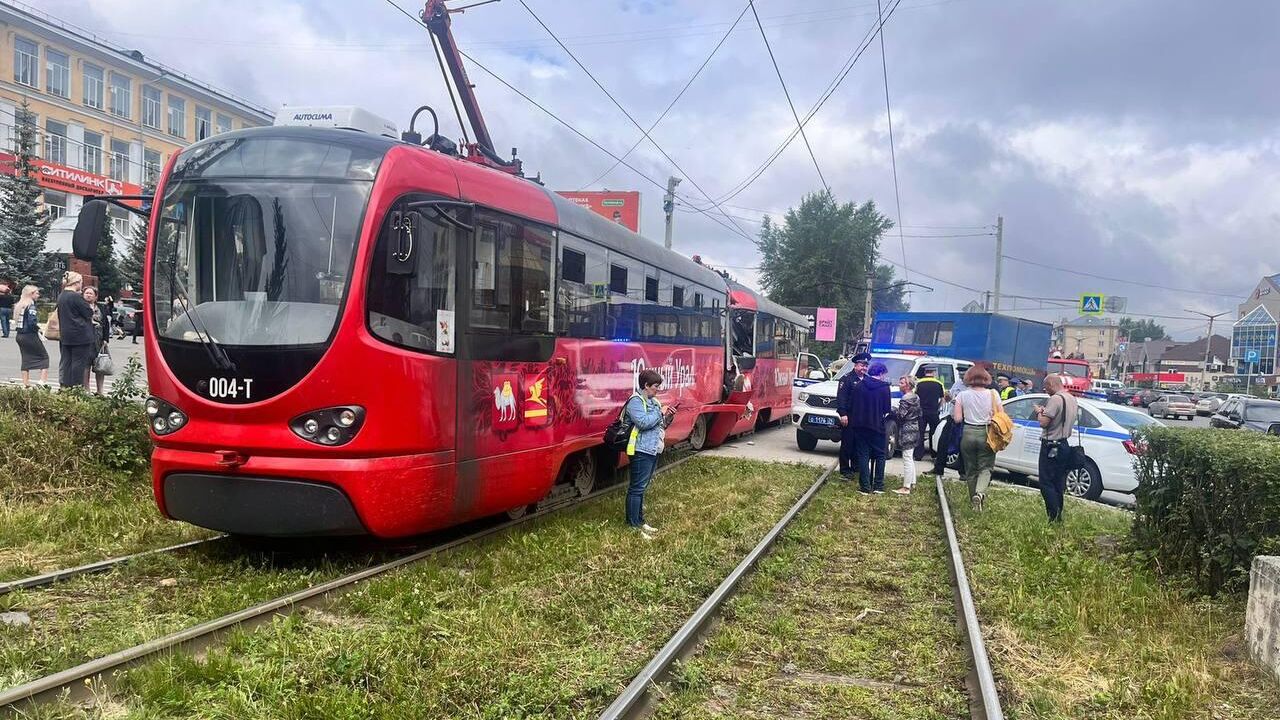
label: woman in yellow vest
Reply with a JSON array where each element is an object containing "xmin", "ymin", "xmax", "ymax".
[{"xmin": 625, "ymin": 369, "xmax": 676, "ymax": 539}]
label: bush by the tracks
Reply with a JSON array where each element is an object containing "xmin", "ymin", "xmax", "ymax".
[
  {"xmin": 0, "ymin": 356, "xmax": 149, "ymax": 494},
  {"xmin": 1131, "ymin": 426, "xmax": 1280, "ymax": 595}
]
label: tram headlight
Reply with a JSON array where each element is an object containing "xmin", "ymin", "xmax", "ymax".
[
  {"xmin": 290, "ymin": 406, "xmax": 365, "ymax": 447},
  {"xmin": 146, "ymin": 397, "xmax": 187, "ymax": 436}
]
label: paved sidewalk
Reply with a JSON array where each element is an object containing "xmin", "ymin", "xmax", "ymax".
[{"xmin": 0, "ymin": 332, "xmax": 147, "ymax": 393}]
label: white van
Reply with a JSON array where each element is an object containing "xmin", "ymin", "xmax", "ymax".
[
  {"xmin": 791, "ymin": 353, "xmax": 973, "ymax": 455},
  {"xmin": 1087, "ymin": 378, "xmax": 1123, "ymax": 400}
]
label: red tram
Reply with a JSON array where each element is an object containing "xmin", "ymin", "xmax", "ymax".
[{"xmin": 66, "ymin": 3, "xmax": 812, "ymax": 538}]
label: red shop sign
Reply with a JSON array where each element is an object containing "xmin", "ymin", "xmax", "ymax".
[{"xmin": 0, "ymin": 152, "xmax": 143, "ymax": 201}]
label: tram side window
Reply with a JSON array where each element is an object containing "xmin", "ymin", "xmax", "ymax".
[
  {"xmin": 755, "ymin": 314, "xmax": 776, "ymax": 359},
  {"xmin": 557, "ymin": 237, "xmax": 608, "ymax": 339},
  {"xmin": 732, "ymin": 309, "xmax": 754, "ymax": 356},
  {"xmin": 873, "ymin": 321, "xmax": 895, "ymax": 345},
  {"xmin": 914, "ymin": 321, "xmax": 938, "ymax": 346},
  {"xmin": 936, "ymin": 321, "xmax": 954, "ymax": 346},
  {"xmin": 645, "ymin": 275, "xmax": 659, "ymax": 303},
  {"xmin": 609, "ymin": 264, "xmax": 627, "ymax": 294},
  {"xmin": 472, "ymin": 211, "xmax": 553, "ymax": 334},
  {"xmin": 775, "ymin": 320, "xmax": 797, "ymax": 360},
  {"xmin": 366, "ymin": 205, "xmax": 457, "ymax": 353}
]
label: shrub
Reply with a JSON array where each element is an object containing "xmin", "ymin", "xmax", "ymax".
[
  {"xmin": 0, "ymin": 357, "xmax": 150, "ymax": 495},
  {"xmin": 1131, "ymin": 426, "xmax": 1280, "ymax": 595}
]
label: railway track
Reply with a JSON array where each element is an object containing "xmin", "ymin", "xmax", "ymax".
[
  {"xmin": 0, "ymin": 453, "xmax": 698, "ymax": 713},
  {"xmin": 597, "ymin": 470, "xmax": 1006, "ymax": 720},
  {"xmin": 0, "ymin": 536, "xmax": 227, "ymax": 597}
]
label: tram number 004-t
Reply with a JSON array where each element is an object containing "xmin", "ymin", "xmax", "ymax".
[{"xmin": 202, "ymin": 377, "xmax": 255, "ymax": 400}]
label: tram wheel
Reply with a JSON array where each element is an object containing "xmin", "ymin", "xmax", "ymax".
[
  {"xmin": 567, "ymin": 451, "xmax": 597, "ymax": 497},
  {"xmin": 689, "ymin": 414, "xmax": 709, "ymax": 451},
  {"xmin": 506, "ymin": 504, "xmax": 533, "ymax": 520}
]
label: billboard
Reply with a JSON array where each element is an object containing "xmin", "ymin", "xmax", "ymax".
[
  {"xmin": 555, "ymin": 190, "xmax": 641, "ymax": 233},
  {"xmin": 0, "ymin": 152, "xmax": 143, "ymax": 202},
  {"xmin": 815, "ymin": 307, "xmax": 837, "ymax": 342}
]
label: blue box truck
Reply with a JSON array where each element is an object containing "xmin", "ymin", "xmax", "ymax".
[{"xmin": 868, "ymin": 312, "xmax": 1052, "ymax": 383}]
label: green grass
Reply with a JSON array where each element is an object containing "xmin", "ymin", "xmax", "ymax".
[
  {"xmin": 10, "ymin": 458, "xmax": 819, "ymax": 719},
  {"xmin": 653, "ymin": 480, "xmax": 968, "ymax": 720},
  {"xmin": 944, "ymin": 482, "xmax": 1280, "ymax": 719}
]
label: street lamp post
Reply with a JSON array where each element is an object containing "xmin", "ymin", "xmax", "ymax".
[{"xmin": 1184, "ymin": 308, "xmax": 1229, "ymax": 390}]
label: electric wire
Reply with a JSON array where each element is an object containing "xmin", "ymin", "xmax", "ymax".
[
  {"xmin": 748, "ymin": 0, "xmax": 828, "ymax": 191},
  {"xmin": 876, "ymin": 0, "xmax": 910, "ymax": 294},
  {"xmin": 430, "ymin": 30, "xmax": 470, "ymax": 144},
  {"xmin": 516, "ymin": 0, "xmax": 753, "ymax": 242},
  {"xmin": 577, "ymin": 0, "xmax": 753, "ymax": 191},
  {"xmin": 1000, "ymin": 254, "xmax": 1244, "ymax": 299},
  {"xmin": 378, "ymin": 0, "xmax": 755, "ymax": 243}
]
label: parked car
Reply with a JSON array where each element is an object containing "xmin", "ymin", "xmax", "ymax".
[
  {"xmin": 1194, "ymin": 392, "xmax": 1227, "ymax": 416},
  {"xmin": 1211, "ymin": 397, "xmax": 1280, "ymax": 433},
  {"xmin": 1107, "ymin": 387, "xmax": 1140, "ymax": 405},
  {"xmin": 933, "ymin": 394, "xmax": 1162, "ymax": 500},
  {"xmin": 1148, "ymin": 394, "xmax": 1197, "ymax": 420},
  {"xmin": 1130, "ymin": 389, "xmax": 1163, "ymax": 408}
]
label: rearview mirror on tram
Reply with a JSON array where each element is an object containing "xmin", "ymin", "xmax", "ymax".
[{"xmin": 72, "ymin": 199, "xmax": 109, "ymax": 261}]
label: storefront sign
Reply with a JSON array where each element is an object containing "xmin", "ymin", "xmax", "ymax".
[
  {"xmin": 0, "ymin": 152, "xmax": 143, "ymax": 199},
  {"xmin": 1130, "ymin": 372, "xmax": 1186, "ymax": 383}
]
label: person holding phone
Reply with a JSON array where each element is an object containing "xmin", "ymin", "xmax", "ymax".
[
  {"xmin": 1033, "ymin": 374, "xmax": 1078, "ymax": 522},
  {"xmin": 624, "ymin": 369, "xmax": 676, "ymax": 539}
]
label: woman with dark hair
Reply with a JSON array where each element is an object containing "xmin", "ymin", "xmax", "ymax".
[
  {"xmin": 624, "ymin": 368, "xmax": 675, "ymax": 539},
  {"xmin": 952, "ymin": 364, "xmax": 998, "ymax": 511}
]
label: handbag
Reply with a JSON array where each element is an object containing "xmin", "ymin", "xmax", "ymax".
[
  {"xmin": 986, "ymin": 390, "xmax": 1014, "ymax": 452},
  {"xmin": 93, "ymin": 344, "xmax": 114, "ymax": 375},
  {"xmin": 603, "ymin": 394, "xmax": 640, "ymax": 452},
  {"xmin": 44, "ymin": 310, "xmax": 60, "ymax": 340}
]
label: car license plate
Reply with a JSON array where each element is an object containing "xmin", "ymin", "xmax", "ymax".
[{"xmin": 808, "ymin": 416, "xmax": 836, "ymax": 427}]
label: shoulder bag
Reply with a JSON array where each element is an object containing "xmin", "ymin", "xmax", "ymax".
[
  {"xmin": 43, "ymin": 309, "xmax": 60, "ymax": 341},
  {"xmin": 93, "ymin": 342, "xmax": 114, "ymax": 376},
  {"xmin": 987, "ymin": 389, "xmax": 1015, "ymax": 452}
]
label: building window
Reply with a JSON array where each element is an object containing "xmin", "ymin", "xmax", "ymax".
[
  {"xmin": 216, "ymin": 113, "xmax": 232, "ymax": 135},
  {"xmin": 83, "ymin": 63, "xmax": 104, "ymax": 109},
  {"xmin": 109, "ymin": 73, "xmax": 131, "ymax": 119},
  {"xmin": 111, "ymin": 139, "xmax": 131, "ymax": 181},
  {"xmin": 142, "ymin": 86, "xmax": 162, "ymax": 129},
  {"xmin": 83, "ymin": 130, "xmax": 104, "ymax": 175},
  {"xmin": 144, "ymin": 148, "xmax": 161, "ymax": 185},
  {"xmin": 195, "ymin": 106, "xmax": 212, "ymax": 141},
  {"xmin": 43, "ymin": 190, "xmax": 68, "ymax": 220},
  {"xmin": 110, "ymin": 205, "xmax": 131, "ymax": 238},
  {"xmin": 14, "ymin": 37, "xmax": 39, "ymax": 88},
  {"xmin": 167, "ymin": 96, "xmax": 186, "ymax": 137},
  {"xmin": 44, "ymin": 120, "xmax": 68, "ymax": 165},
  {"xmin": 45, "ymin": 48, "xmax": 70, "ymax": 98}
]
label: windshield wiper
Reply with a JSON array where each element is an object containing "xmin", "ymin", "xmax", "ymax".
[{"xmin": 171, "ymin": 274, "xmax": 237, "ymax": 373}]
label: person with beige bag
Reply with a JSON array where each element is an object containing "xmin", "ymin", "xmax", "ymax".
[{"xmin": 950, "ymin": 365, "xmax": 1013, "ymax": 512}]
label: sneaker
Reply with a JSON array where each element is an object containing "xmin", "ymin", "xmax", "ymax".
[
  {"xmin": 641, "ymin": 524, "xmax": 658, "ymax": 534},
  {"xmin": 634, "ymin": 527, "xmax": 654, "ymax": 540},
  {"xmin": 858, "ymin": 489, "xmax": 872, "ymax": 496},
  {"xmin": 971, "ymin": 494, "xmax": 985, "ymax": 512},
  {"xmin": 893, "ymin": 487, "xmax": 911, "ymax": 495},
  {"xmin": 873, "ymin": 490, "xmax": 885, "ymax": 495}
]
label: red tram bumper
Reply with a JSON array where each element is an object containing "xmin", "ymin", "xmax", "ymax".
[{"xmin": 152, "ymin": 446, "xmax": 456, "ymax": 538}]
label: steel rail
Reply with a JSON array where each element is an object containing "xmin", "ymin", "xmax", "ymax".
[
  {"xmin": 598, "ymin": 463, "xmax": 834, "ymax": 720},
  {"xmin": 0, "ymin": 536, "xmax": 228, "ymax": 597},
  {"xmin": 0, "ymin": 453, "xmax": 699, "ymax": 712},
  {"xmin": 935, "ymin": 475, "xmax": 1004, "ymax": 720}
]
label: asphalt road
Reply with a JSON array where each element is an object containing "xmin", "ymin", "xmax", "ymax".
[{"xmin": 0, "ymin": 331, "xmax": 148, "ymax": 392}]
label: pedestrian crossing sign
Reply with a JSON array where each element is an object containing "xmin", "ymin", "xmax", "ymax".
[{"xmin": 1080, "ymin": 293, "xmax": 1105, "ymax": 315}]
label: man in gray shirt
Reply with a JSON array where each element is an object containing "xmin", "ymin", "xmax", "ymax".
[{"xmin": 1033, "ymin": 375, "xmax": 1079, "ymax": 522}]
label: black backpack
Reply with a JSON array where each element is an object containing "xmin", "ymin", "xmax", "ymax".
[{"xmin": 603, "ymin": 394, "xmax": 641, "ymax": 451}]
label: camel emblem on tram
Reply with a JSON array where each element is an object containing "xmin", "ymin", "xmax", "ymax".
[{"xmin": 493, "ymin": 381, "xmax": 517, "ymax": 422}]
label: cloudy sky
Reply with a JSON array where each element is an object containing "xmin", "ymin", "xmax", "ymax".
[{"xmin": 49, "ymin": 0, "xmax": 1280, "ymax": 339}]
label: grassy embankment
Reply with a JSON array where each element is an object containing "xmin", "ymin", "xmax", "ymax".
[
  {"xmin": 9, "ymin": 458, "xmax": 820, "ymax": 718},
  {"xmin": 945, "ymin": 483, "xmax": 1280, "ymax": 720}
]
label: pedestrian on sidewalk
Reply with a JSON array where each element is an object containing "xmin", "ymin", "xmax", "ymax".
[
  {"xmin": 849, "ymin": 360, "xmax": 892, "ymax": 494},
  {"xmin": 1033, "ymin": 375, "xmax": 1079, "ymax": 523},
  {"xmin": 893, "ymin": 374, "xmax": 922, "ymax": 494},
  {"xmin": 0, "ymin": 284, "xmax": 13, "ymax": 338},
  {"xmin": 131, "ymin": 306, "xmax": 143, "ymax": 344},
  {"xmin": 13, "ymin": 285, "xmax": 49, "ymax": 387},
  {"xmin": 914, "ymin": 366, "xmax": 945, "ymax": 460},
  {"xmin": 56, "ymin": 271, "xmax": 96, "ymax": 390},
  {"xmin": 82, "ymin": 286, "xmax": 111, "ymax": 395},
  {"xmin": 835, "ymin": 352, "xmax": 870, "ymax": 479},
  {"xmin": 624, "ymin": 368, "xmax": 676, "ymax": 539},
  {"xmin": 952, "ymin": 365, "xmax": 998, "ymax": 511}
]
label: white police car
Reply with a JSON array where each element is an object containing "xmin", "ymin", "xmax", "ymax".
[
  {"xmin": 791, "ymin": 353, "xmax": 972, "ymax": 455},
  {"xmin": 933, "ymin": 393, "xmax": 1162, "ymax": 499}
]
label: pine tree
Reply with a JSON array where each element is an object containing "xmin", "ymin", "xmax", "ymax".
[
  {"xmin": 92, "ymin": 212, "xmax": 124, "ymax": 296},
  {"xmin": 119, "ymin": 187, "xmax": 151, "ymax": 295},
  {"xmin": 0, "ymin": 100, "xmax": 57, "ymax": 293}
]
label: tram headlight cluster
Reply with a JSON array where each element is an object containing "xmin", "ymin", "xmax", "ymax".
[
  {"xmin": 146, "ymin": 397, "xmax": 188, "ymax": 435},
  {"xmin": 290, "ymin": 406, "xmax": 366, "ymax": 447}
]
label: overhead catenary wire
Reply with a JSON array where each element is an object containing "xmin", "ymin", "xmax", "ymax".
[
  {"xmin": 875, "ymin": 0, "xmax": 910, "ymax": 296},
  {"xmin": 378, "ymin": 0, "xmax": 755, "ymax": 243},
  {"xmin": 748, "ymin": 0, "xmax": 828, "ymax": 192},
  {"xmin": 516, "ymin": 0, "xmax": 753, "ymax": 242},
  {"xmin": 577, "ymin": 0, "xmax": 753, "ymax": 191},
  {"xmin": 1000, "ymin": 254, "xmax": 1244, "ymax": 299}
]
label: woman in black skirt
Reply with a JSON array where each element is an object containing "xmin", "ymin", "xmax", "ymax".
[{"xmin": 13, "ymin": 284, "xmax": 49, "ymax": 387}]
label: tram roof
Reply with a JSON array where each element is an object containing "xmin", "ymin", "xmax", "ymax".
[{"xmin": 728, "ymin": 280, "xmax": 807, "ymax": 326}]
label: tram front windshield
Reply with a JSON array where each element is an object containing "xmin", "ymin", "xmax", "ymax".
[{"xmin": 151, "ymin": 134, "xmax": 380, "ymax": 347}]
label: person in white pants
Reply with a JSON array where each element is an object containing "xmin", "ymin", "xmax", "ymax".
[{"xmin": 893, "ymin": 375, "xmax": 922, "ymax": 494}]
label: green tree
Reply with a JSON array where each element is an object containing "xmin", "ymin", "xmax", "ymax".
[
  {"xmin": 0, "ymin": 100, "xmax": 57, "ymax": 293},
  {"xmin": 119, "ymin": 187, "xmax": 152, "ymax": 294},
  {"xmin": 1118, "ymin": 317, "xmax": 1170, "ymax": 343},
  {"xmin": 755, "ymin": 191, "xmax": 905, "ymax": 355},
  {"xmin": 92, "ymin": 212, "xmax": 124, "ymax": 296}
]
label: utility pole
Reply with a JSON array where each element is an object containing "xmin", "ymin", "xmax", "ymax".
[
  {"xmin": 992, "ymin": 215, "xmax": 1004, "ymax": 312},
  {"xmin": 1184, "ymin": 308, "xmax": 1229, "ymax": 388},
  {"xmin": 862, "ymin": 269, "xmax": 876, "ymax": 336},
  {"xmin": 662, "ymin": 176, "xmax": 681, "ymax": 249}
]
